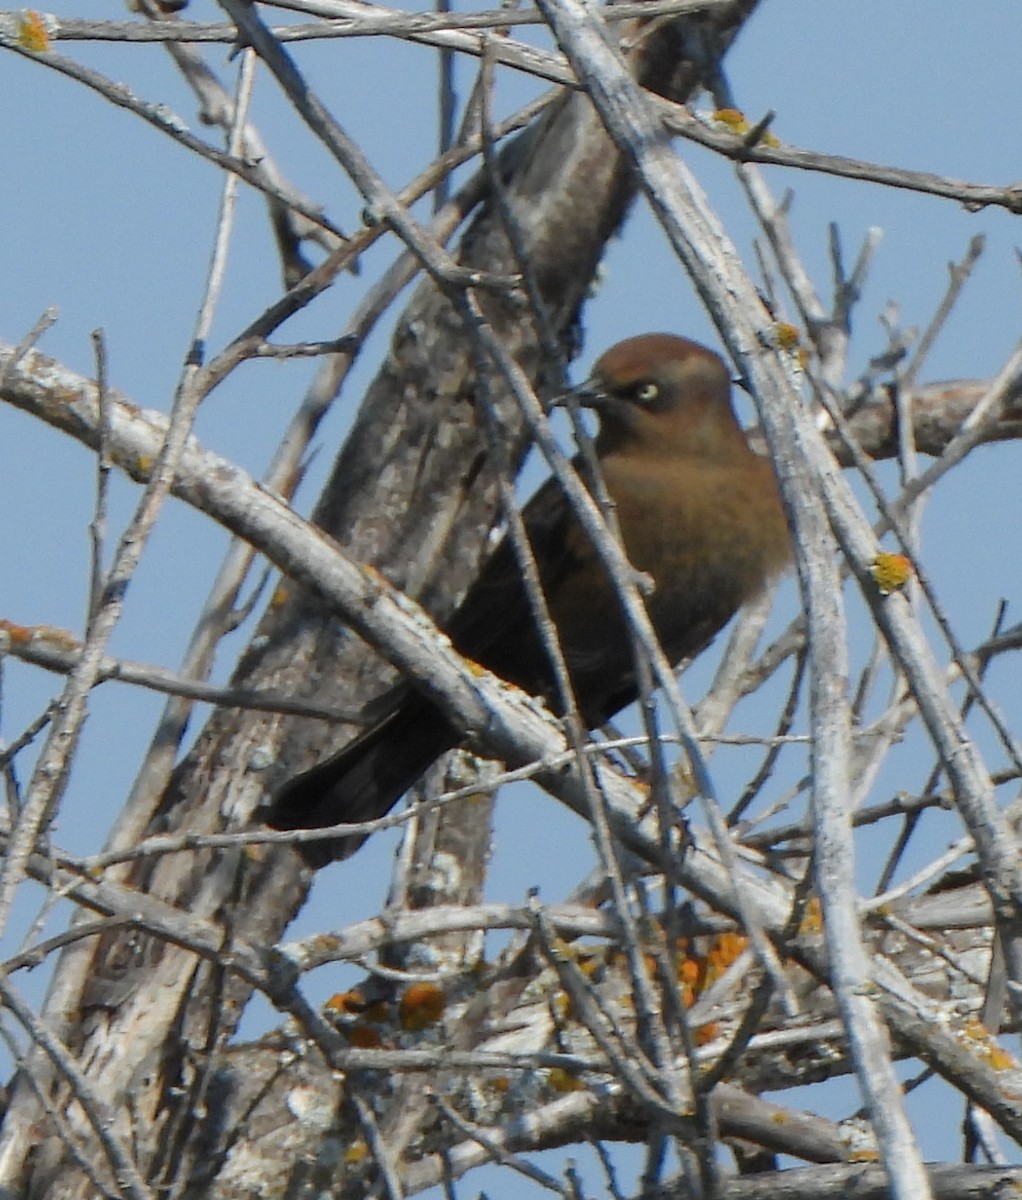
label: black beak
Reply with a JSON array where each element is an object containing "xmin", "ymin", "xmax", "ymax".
[{"xmin": 550, "ymin": 375, "xmax": 606, "ymax": 411}]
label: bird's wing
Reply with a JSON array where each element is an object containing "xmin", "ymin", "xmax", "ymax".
[{"xmin": 444, "ymin": 474, "xmax": 580, "ymax": 668}]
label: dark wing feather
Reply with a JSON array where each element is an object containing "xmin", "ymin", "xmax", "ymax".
[{"xmin": 445, "ymin": 475, "xmax": 582, "ymax": 706}]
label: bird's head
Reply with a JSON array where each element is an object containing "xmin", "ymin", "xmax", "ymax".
[{"xmin": 572, "ymin": 334, "xmax": 744, "ymax": 460}]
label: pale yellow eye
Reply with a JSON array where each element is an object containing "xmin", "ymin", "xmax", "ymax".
[{"xmin": 635, "ymin": 382, "xmax": 659, "ymax": 404}]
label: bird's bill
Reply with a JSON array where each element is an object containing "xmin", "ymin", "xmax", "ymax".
[{"xmin": 549, "ymin": 376, "xmax": 607, "ymax": 411}]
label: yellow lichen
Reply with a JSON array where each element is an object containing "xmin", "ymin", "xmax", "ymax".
[
  {"xmin": 18, "ymin": 10, "xmax": 50, "ymax": 51},
  {"xmin": 871, "ymin": 552, "xmax": 914, "ymax": 595}
]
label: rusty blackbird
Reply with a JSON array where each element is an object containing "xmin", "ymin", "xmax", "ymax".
[{"xmin": 267, "ymin": 334, "xmax": 791, "ymax": 864}]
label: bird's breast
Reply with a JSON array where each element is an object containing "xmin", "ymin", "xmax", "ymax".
[{"xmin": 572, "ymin": 450, "xmax": 790, "ymax": 658}]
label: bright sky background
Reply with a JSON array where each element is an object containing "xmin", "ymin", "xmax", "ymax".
[{"xmin": 2, "ymin": 0, "xmax": 1022, "ymax": 1179}]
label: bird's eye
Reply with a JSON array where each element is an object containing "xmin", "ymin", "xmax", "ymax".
[{"xmin": 634, "ymin": 382, "xmax": 659, "ymax": 404}]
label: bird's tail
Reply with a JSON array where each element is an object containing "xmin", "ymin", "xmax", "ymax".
[{"xmin": 266, "ymin": 694, "xmax": 459, "ymax": 867}]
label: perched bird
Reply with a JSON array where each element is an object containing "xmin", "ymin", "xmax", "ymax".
[{"xmin": 267, "ymin": 334, "xmax": 791, "ymax": 865}]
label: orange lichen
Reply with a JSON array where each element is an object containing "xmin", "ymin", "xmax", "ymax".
[
  {"xmin": 712, "ymin": 108, "xmax": 748, "ymax": 132},
  {"xmin": 398, "ymin": 982, "xmax": 446, "ymax": 1031},
  {"xmin": 0, "ymin": 620, "xmax": 33, "ymax": 645},
  {"xmin": 677, "ymin": 931, "xmax": 749, "ymax": 1007},
  {"xmin": 0, "ymin": 620, "xmax": 78, "ymax": 649},
  {"xmin": 18, "ymin": 11, "xmax": 50, "ymax": 50},
  {"xmin": 710, "ymin": 108, "xmax": 780, "ymax": 147},
  {"xmin": 962, "ymin": 1019, "xmax": 1017, "ymax": 1071},
  {"xmin": 326, "ymin": 990, "xmax": 367, "ymax": 1015},
  {"xmin": 872, "ymin": 552, "xmax": 914, "ymax": 595},
  {"xmin": 704, "ymin": 932, "xmax": 748, "ymax": 980},
  {"xmin": 848, "ymin": 1148, "xmax": 881, "ymax": 1163},
  {"xmin": 988, "ymin": 1045, "xmax": 1016, "ymax": 1072},
  {"xmin": 760, "ymin": 323, "xmax": 808, "ymax": 366},
  {"xmin": 774, "ymin": 323, "xmax": 802, "ymax": 351},
  {"xmin": 678, "ymin": 956, "xmax": 701, "ymax": 1008}
]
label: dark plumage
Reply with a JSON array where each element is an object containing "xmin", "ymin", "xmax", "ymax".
[{"xmin": 267, "ymin": 335, "xmax": 791, "ymax": 865}]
